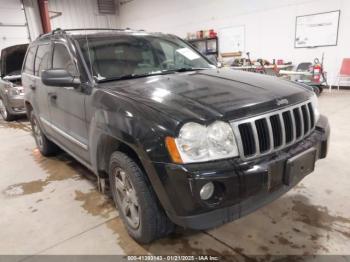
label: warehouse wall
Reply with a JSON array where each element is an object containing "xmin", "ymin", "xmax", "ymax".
[
  {"xmin": 0, "ymin": 0, "xmax": 30, "ymax": 51},
  {"xmin": 48, "ymin": 0, "xmax": 119, "ymax": 30},
  {"xmin": 117, "ymin": 0, "xmax": 350, "ymax": 85},
  {"xmin": 23, "ymin": 0, "xmax": 43, "ymax": 41}
]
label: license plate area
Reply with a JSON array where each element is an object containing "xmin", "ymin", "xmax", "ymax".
[{"xmin": 284, "ymin": 147, "xmax": 317, "ymax": 186}]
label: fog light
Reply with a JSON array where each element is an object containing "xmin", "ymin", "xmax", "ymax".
[{"xmin": 200, "ymin": 182, "xmax": 215, "ymax": 200}]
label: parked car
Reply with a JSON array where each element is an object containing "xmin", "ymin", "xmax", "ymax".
[
  {"xmin": 0, "ymin": 44, "xmax": 28, "ymax": 121},
  {"xmin": 22, "ymin": 29, "xmax": 330, "ymax": 244}
]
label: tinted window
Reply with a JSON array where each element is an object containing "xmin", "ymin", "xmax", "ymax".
[
  {"xmin": 52, "ymin": 44, "xmax": 77, "ymax": 76},
  {"xmin": 23, "ymin": 46, "xmax": 37, "ymax": 75},
  {"xmin": 34, "ymin": 44, "xmax": 51, "ymax": 76}
]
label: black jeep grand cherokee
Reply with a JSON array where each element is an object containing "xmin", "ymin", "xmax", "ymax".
[{"xmin": 22, "ymin": 29, "xmax": 329, "ymax": 243}]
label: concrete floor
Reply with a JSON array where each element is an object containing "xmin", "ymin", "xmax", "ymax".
[{"xmin": 0, "ymin": 91, "xmax": 350, "ymax": 260}]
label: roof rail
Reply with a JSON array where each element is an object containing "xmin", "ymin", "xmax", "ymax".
[
  {"xmin": 48, "ymin": 28, "xmax": 135, "ymax": 35},
  {"xmin": 62, "ymin": 28, "xmax": 133, "ymax": 32},
  {"xmin": 37, "ymin": 27, "xmax": 145, "ymax": 40}
]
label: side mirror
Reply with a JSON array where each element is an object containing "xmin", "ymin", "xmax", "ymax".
[{"xmin": 41, "ymin": 69, "xmax": 80, "ymax": 87}]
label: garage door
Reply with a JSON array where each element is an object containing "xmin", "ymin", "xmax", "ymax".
[{"xmin": 0, "ymin": 0, "xmax": 29, "ymax": 51}]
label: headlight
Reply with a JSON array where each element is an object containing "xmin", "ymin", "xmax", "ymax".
[
  {"xmin": 207, "ymin": 121, "xmax": 238, "ymax": 158},
  {"xmin": 166, "ymin": 121, "xmax": 239, "ymax": 163},
  {"xmin": 177, "ymin": 122, "xmax": 208, "ymax": 161},
  {"xmin": 310, "ymin": 93, "xmax": 320, "ymax": 123},
  {"xmin": 9, "ymin": 87, "xmax": 24, "ymax": 96}
]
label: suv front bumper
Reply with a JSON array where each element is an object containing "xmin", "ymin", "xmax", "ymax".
[
  {"xmin": 153, "ymin": 115, "xmax": 330, "ymax": 230},
  {"xmin": 5, "ymin": 94, "xmax": 26, "ymax": 115}
]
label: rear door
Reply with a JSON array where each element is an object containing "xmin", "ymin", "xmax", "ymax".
[
  {"xmin": 46, "ymin": 41, "xmax": 89, "ymax": 162},
  {"xmin": 33, "ymin": 43, "xmax": 51, "ymax": 123},
  {"xmin": 22, "ymin": 45, "xmax": 37, "ymax": 112}
]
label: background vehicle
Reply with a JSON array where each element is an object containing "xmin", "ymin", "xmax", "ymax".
[
  {"xmin": 22, "ymin": 29, "xmax": 329, "ymax": 244},
  {"xmin": 0, "ymin": 44, "xmax": 28, "ymax": 121}
]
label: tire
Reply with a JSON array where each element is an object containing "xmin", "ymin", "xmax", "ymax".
[
  {"xmin": 30, "ymin": 111, "xmax": 59, "ymax": 156},
  {"xmin": 0, "ymin": 97, "xmax": 15, "ymax": 121},
  {"xmin": 109, "ymin": 151, "xmax": 174, "ymax": 243},
  {"xmin": 313, "ymin": 86, "xmax": 320, "ymax": 97},
  {"xmin": 319, "ymin": 85, "xmax": 324, "ymax": 94}
]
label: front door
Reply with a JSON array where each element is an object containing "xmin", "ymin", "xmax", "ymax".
[{"xmin": 46, "ymin": 42, "xmax": 89, "ymax": 163}]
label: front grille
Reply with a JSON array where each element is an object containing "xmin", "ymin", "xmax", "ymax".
[{"xmin": 231, "ymin": 100, "xmax": 316, "ymax": 160}]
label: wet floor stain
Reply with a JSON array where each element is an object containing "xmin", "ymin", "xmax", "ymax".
[
  {"xmin": 74, "ymin": 189, "xmax": 115, "ymax": 218},
  {"xmin": 32, "ymin": 149, "xmax": 92, "ymax": 181},
  {"xmin": 70, "ymin": 186, "xmax": 350, "ymax": 258},
  {"xmin": 257, "ymin": 194, "xmax": 349, "ymax": 254},
  {"xmin": 0, "ymin": 119, "xmax": 31, "ymax": 132},
  {"xmin": 106, "ymin": 218, "xmax": 148, "ymax": 255},
  {"xmin": 105, "ymin": 218, "xmax": 238, "ymax": 260},
  {"xmin": 3, "ymin": 149, "xmax": 92, "ymax": 197},
  {"xmin": 68, "ymin": 192, "xmax": 241, "ymax": 259},
  {"xmin": 274, "ymin": 235, "xmax": 301, "ymax": 249},
  {"xmin": 202, "ymin": 193, "xmax": 350, "ymax": 257},
  {"xmin": 4, "ymin": 179, "xmax": 49, "ymax": 196},
  {"xmin": 291, "ymin": 197, "xmax": 350, "ymax": 239},
  {"xmin": 259, "ymin": 246, "xmax": 269, "ymax": 252}
]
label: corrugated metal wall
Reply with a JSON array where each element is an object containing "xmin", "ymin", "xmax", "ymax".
[
  {"xmin": 48, "ymin": 0, "xmax": 119, "ymax": 30},
  {"xmin": 0, "ymin": 0, "xmax": 30, "ymax": 51}
]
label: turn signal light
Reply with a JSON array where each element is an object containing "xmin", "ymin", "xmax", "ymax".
[{"xmin": 165, "ymin": 136, "xmax": 183, "ymax": 164}]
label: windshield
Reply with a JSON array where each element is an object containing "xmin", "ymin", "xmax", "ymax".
[{"xmin": 78, "ymin": 34, "xmax": 215, "ymax": 82}]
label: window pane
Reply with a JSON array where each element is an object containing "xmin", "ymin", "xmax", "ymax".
[
  {"xmin": 53, "ymin": 44, "xmax": 77, "ymax": 76},
  {"xmin": 23, "ymin": 46, "xmax": 36, "ymax": 75},
  {"xmin": 34, "ymin": 44, "xmax": 51, "ymax": 76}
]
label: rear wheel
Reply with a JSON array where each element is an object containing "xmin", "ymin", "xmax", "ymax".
[
  {"xmin": 109, "ymin": 151, "xmax": 174, "ymax": 243},
  {"xmin": 0, "ymin": 97, "xmax": 15, "ymax": 121},
  {"xmin": 30, "ymin": 111, "xmax": 59, "ymax": 156}
]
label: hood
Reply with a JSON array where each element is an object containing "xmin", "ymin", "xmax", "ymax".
[
  {"xmin": 101, "ymin": 68, "xmax": 313, "ymax": 123},
  {"xmin": 1, "ymin": 44, "xmax": 28, "ymax": 77}
]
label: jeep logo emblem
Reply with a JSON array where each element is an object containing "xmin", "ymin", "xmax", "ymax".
[{"xmin": 276, "ymin": 99, "xmax": 289, "ymax": 106}]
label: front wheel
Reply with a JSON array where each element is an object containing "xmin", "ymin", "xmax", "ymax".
[{"xmin": 109, "ymin": 151, "xmax": 174, "ymax": 243}]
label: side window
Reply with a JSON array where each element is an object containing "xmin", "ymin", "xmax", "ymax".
[
  {"xmin": 34, "ymin": 44, "xmax": 51, "ymax": 76},
  {"xmin": 23, "ymin": 46, "xmax": 36, "ymax": 75},
  {"xmin": 52, "ymin": 44, "xmax": 78, "ymax": 76}
]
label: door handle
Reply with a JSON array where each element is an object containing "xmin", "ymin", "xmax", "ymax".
[
  {"xmin": 29, "ymin": 85, "xmax": 36, "ymax": 90},
  {"xmin": 48, "ymin": 92, "xmax": 57, "ymax": 100}
]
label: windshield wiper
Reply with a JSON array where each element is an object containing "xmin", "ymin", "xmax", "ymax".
[
  {"xmin": 96, "ymin": 68, "xmax": 209, "ymax": 83},
  {"xmin": 97, "ymin": 73, "xmax": 154, "ymax": 83},
  {"xmin": 161, "ymin": 67, "xmax": 208, "ymax": 74}
]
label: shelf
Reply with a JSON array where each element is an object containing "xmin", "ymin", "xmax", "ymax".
[
  {"xmin": 187, "ymin": 37, "xmax": 219, "ymax": 57},
  {"xmin": 188, "ymin": 37, "xmax": 218, "ymax": 43}
]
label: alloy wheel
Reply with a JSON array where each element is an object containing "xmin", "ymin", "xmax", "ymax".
[{"xmin": 113, "ymin": 167, "xmax": 140, "ymax": 229}]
